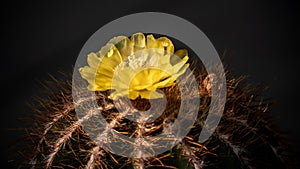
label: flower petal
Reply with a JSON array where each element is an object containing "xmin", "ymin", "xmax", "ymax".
[
  {"xmin": 131, "ymin": 33, "xmax": 146, "ymax": 51},
  {"xmin": 171, "ymin": 49, "xmax": 188, "ymax": 65},
  {"xmin": 157, "ymin": 37, "xmax": 174, "ymax": 54},
  {"xmin": 139, "ymin": 90, "xmax": 164, "ymax": 99},
  {"xmin": 109, "ymin": 36, "xmax": 133, "ymax": 59},
  {"xmin": 99, "ymin": 43, "xmax": 123, "ymax": 67},
  {"xmin": 87, "ymin": 53, "xmax": 101, "ymax": 68}
]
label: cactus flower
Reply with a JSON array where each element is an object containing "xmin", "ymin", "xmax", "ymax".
[{"xmin": 79, "ymin": 33, "xmax": 189, "ymax": 100}]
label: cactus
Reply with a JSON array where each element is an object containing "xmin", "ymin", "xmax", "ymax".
[{"xmin": 21, "ymin": 33, "xmax": 293, "ymax": 169}]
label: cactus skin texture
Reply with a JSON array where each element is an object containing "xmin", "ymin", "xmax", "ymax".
[{"xmin": 18, "ymin": 61, "xmax": 295, "ymax": 169}]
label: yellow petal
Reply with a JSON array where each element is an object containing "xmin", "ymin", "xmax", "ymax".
[
  {"xmin": 109, "ymin": 36, "xmax": 133, "ymax": 59},
  {"xmin": 87, "ymin": 53, "xmax": 101, "ymax": 68},
  {"xmin": 171, "ymin": 56, "xmax": 189, "ymax": 73},
  {"xmin": 157, "ymin": 37, "xmax": 174, "ymax": 54},
  {"xmin": 149, "ymin": 90, "xmax": 164, "ymax": 99},
  {"xmin": 128, "ymin": 90, "xmax": 140, "ymax": 100},
  {"xmin": 172, "ymin": 63, "xmax": 190, "ymax": 80},
  {"xmin": 131, "ymin": 33, "xmax": 146, "ymax": 51},
  {"xmin": 171, "ymin": 49, "xmax": 188, "ymax": 65},
  {"xmin": 158, "ymin": 53, "xmax": 171, "ymax": 66},
  {"xmin": 139, "ymin": 90, "xmax": 164, "ymax": 99},
  {"xmin": 175, "ymin": 49, "xmax": 188, "ymax": 59},
  {"xmin": 99, "ymin": 43, "xmax": 123, "ymax": 68},
  {"xmin": 147, "ymin": 69, "xmax": 170, "ymax": 84},
  {"xmin": 110, "ymin": 90, "xmax": 129, "ymax": 100},
  {"xmin": 146, "ymin": 34, "xmax": 164, "ymax": 56},
  {"xmin": 146, "ymin": 34, "xmax": 158, "ymax": 48},
  {"xmin": 79, "ymin": 66, "xmax": 96, "ymax": 79},
  {"xmin": 151, "ymin": 77, "xmax": 175, "ymax": 89}
]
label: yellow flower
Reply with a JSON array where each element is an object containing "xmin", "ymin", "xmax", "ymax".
[{"xmin": 79, "ymin": 33, "xmax": 189, "ymax": 100}]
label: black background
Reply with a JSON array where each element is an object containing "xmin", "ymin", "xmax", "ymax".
[{"xmin": 1, "ymin": 0, "xmax": 299, "ymax": 168}]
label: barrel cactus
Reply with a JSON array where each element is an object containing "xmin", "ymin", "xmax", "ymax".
[{"xmin": 23, "ymin": 33, "xmax": 292, "ymax": 169}]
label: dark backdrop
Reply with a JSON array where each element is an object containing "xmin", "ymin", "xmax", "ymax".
[{"xmin": 1, "ymin": 0, "xmax": 299, "ymax": 167}]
